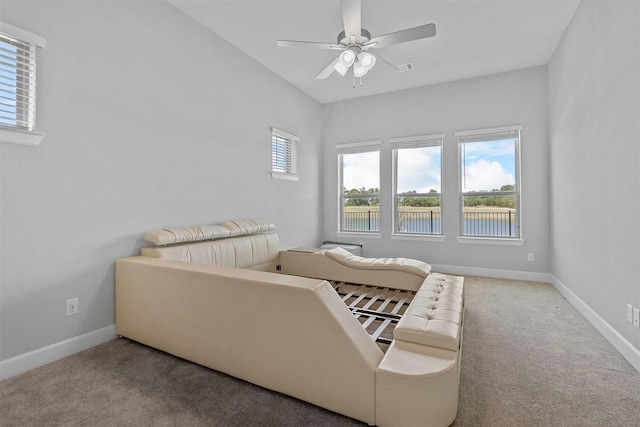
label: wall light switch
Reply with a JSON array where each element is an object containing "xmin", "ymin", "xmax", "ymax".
[
  {"xmin": 628, "ymin": 304, "xmax": 635, "ymax": 323},
  {"xmin": 633, "ymin": 307, "xmax": 640, "ymax": 328}
]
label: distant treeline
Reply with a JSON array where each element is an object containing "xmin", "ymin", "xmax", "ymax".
[{"xmin": 344, "ymin": 185, "xmax": 515, "ymax": 208}]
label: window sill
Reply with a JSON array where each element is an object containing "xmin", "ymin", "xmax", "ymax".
[
  {"xmin": 337, "ymin": 231, "xmax": 381, "ymax": 240},
  {"xmin": 0, "ymin": 127, "xmax": 45, "ymax": 147},
  {"xmin": 270, "ymin": 172, "xmax": 299, "ymax": 181},
  {"xmin": 457, "ymin": 236, "xmax": 524, "ymax": 246},
  {"xmin": 391, "ymin": 233, "xmax": 446, "ymax": 242}
]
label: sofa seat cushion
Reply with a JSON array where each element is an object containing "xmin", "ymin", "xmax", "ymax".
[
  {"xmin": 394, "ymin": 273, "xmax": 464, "ymax": 352},
  {"xmin": 324, "ymin": 247, "xmax": 432, "ymax": 279}
]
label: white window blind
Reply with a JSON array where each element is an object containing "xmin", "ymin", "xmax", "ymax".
[
  {"xmin": 271, "ymin": 128, "xmax": 299, "ymax": 181},
  {"xmin": 0, "ymin": 29, "xmax": 38, "ymax": 131}
]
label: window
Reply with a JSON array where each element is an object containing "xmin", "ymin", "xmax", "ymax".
[
  {"xmin": 337, "ymin": 141, "xmax": 381, "ymax": 233},
  {"xmin": 0, "ymin": 22, "xmax": 45, "ymax": 146},
  {"xmin": 456, "ymin": 125, "xmax": 522, "ymax": 238},
  {"xmin": 271, "ymin": 128, "xmax": 298, "ymax": 181},
  {"xmin": 392, "ymin": 134, "xmax": 444, "ymax": 236}
]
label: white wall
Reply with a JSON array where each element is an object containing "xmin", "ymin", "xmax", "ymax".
[
  {"xmin": 548, "ymin": 1, "xmax": 640, "ymax": 356},
  {"xmin": 0, "ymin": 1, "xmax": 322, "ymax": 364},
  {"xmin": 321, "ymin": 66, "xmax": 550, "ymax": 279}
]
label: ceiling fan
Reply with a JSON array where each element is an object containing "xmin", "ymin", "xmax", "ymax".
[{"xmin": 276, "ymin": 0, "xmax": 436, "ymax": 82}]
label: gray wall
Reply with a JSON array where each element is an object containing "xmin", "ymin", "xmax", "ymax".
[
  {"xmin": 0, "ymin": 1, "xmax": 323, "ymax": 361},
  {"xmin": 321, "ymin": 66, "xmax": 550, "ymax": 277},
  {"xmin": 548, "ymin": 0, "xmax": 640, "ymax": 351}
]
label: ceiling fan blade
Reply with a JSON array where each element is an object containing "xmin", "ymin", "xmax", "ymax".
[
  {"xmin": 277, "ymin": 40, "xmax": 343, "ymax": 50},
  {"xmin": 369, "ymin": 23, "xmax": 436, "ymax": 49},
  {"xmin": 367, "ymin": 51, "xmax": 415, "ymax": 73},
  {"xmin": 314, "ymin": 57, "xmax": 340, "ymax": 80},
  {"xmin": 368, "ymin": 51, "xmax": 400, "ymax": 71},
  {"xmin": 341, "ymin": 0, "xmax": 361, "ymax": 39}
]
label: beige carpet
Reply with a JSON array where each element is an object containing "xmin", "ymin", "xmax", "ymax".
[{"xmin": 2, "ymin": 276, "xmax": 639, "ymax": 426}]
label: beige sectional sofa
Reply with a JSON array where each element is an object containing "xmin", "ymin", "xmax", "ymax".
[{"xmin": 116, "ymin": 219, "xmax": 464, "ymax": 427}]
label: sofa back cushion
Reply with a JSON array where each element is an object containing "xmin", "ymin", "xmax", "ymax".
[{"xmin": 141, "ymin": 233, "xmax": 280, "ymax": 271}]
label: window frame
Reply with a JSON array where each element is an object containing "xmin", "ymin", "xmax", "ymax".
[
  {"xmin": 455, "ymin": 125, "xmax": 523, "ymax": 242},
  {"xmin": 336, "ymin": 140, "xmax": 382, "ymax": 236},
  {"xmin": 0, "ymin": 21, "xmax": 46, "ymax": 147},
  {"xmin": 391, "ymin": 134, "xmax": 445, "ymax": 239},
  {"xmin": 270, "ymin": 127, "xmax": 299, "ymax": 181}
]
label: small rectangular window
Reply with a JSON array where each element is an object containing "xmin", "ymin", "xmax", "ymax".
[
  {"xmin": 1, "ymin": 29, "xmax": 38, "ymax": 131},
  {"xmin": 271, "ymin": 128, "xmax": 299, "ymax": 181},
  {"xmin": 456, "ymin": 126, "xmax": 522, "ymax": 238},
  {"xmin": 337, "ymin": 141, "xmax": 381, "ymax": 233},
  {"xmin": 0, "ymin": 22, "xmax": 45, "ymax": 146},
  {"xmin": 392, "ymin": 134, "xmax": 444, "ymax": 236}
]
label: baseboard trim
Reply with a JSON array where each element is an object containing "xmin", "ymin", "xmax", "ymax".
[
  {"xmin": 431, "ymin": 263, "xmax": 552, "ymax": 283},
  {"xmin": 551, "ymin": 276, "xmax": 640, "ymax": 373},
  {"xmin": 0, "ymin": 325, "xmax": 116, "ymax": 381}
]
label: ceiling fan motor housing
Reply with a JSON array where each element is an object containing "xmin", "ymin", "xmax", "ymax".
[{"xmin": 337, "ymin": 28, "xmax": 372, "ymax": 46}]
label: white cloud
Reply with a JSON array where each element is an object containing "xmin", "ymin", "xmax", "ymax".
[
  {"xmin": 397, "ymin": 148, "xmax": 441, "ymax": 193},
  {"xmin": 343, "ymin": 151, "xmax": 379, "ymax": 190},
  {"xmin": 463, "ymin": 159, "xmax": 514, "ymax": 192}
]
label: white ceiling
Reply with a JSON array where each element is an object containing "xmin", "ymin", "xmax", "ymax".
[{"xmin": 168, "ymin": 0, "xmax": 581, "ymax": 104}]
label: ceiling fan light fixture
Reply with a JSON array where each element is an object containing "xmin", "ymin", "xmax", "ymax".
[
  {"xmin": 339, "ymin": 49, "xmax": 356, "ymax": 67},
  {"xmin": 358, "ymin": 52, "xmax": 376, "ymax": 71},
  {"xmin": 353, "ymin": 61, "xmax": 368, "ymax": 78}
]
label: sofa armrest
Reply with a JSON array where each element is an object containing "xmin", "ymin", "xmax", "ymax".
[{"xmin": 376, "ymin": 340, "xmax": 460, "ymax": 427}]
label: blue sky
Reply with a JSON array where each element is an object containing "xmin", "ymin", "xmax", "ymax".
[{"xmin": 343, "ymin": 138, "xmax": 515, "ymax": 193}]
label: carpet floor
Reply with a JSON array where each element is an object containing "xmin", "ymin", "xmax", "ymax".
[{"xmin": 2, "ymin": 276, "xmax": 639, "ymax": 426}]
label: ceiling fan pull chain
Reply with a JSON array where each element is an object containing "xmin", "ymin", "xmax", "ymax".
[{"xmin": 352, "ymin": 71, "xmax": 356, "ymax": 88}]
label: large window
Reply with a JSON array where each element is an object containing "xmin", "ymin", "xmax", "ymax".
[
  {"xmin": 271, "ymin": 128, "xmax": 299, "ymax": 181},
  {"xmin": 337, "ymin": 141, "xmax": 381, "ymax": 233},
  {"xmin": 0, "ymin": 22, "xmax": 45, "ymax": 146},
  {"xmin": 392, "ymin": 134, "xmax": 443, "ymax": 235},
  {"xmin": 456, "ymin": 126, "xmax": 522, "ymax": 238}
]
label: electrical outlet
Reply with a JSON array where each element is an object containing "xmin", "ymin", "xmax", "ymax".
[
  {"xmin": 527, "ymin": 253, "xmax": 534, "ymax": 262},
  {"xmin": 628, "ymin": 304, "xmax": 635, "ymax": 323},
  {"xmin": 634, "ymin": 307, "xmax": 640, "ymax": 328},
  {"xmin": 66, "ymin": 298, "xmax": 78, "ymax": 316}
]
